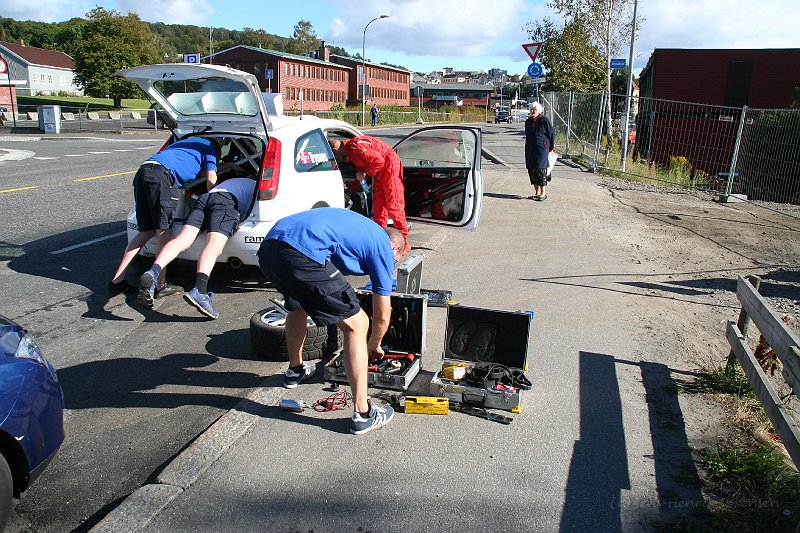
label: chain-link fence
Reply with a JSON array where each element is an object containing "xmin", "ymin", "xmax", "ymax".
[{"xmin": 542, "ymin": 91, "xmax": 800, "ymax": 209}]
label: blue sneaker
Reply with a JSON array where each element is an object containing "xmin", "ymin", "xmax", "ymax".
[
  {"xmin": 138, "ymin": 270, "xmax": 157, "ymax": 309},
  {"xmin": 283, "ymin": 363, "xmax": 316, "ymax": 389},
  {"xmin": 350, "ymin": 399, "xmax": 394, "ymax": 435},
  {"xmin": 184, "ymin": 288, "xmax": 219, "ymax": 319}
]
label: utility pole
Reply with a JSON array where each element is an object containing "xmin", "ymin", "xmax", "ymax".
[
  {"xmin": 208, "ymin": 27, "xmax": 214, "ymax": 64},
  {"xmin": 620, "ymin": 0, "xmax": 638, "ymax": 171}
]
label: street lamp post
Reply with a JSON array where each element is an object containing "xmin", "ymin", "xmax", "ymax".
[{"xmin": 362, "ymin": 15, "xmax": 389, "ymax": 127}]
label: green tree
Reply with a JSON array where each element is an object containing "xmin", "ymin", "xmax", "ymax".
[
  {"xmin": 289, "ymin": 20, "xmax": 319, "ymax": 55},
  {"xmin": 527, "ymin": 17, "xmax": 605, "ymax": 92},
  {"xmin": 53, "ymin": 18, "xmax": 87, "ymax": 57},
  {"xmin": 526, "ymin": 0, "xmax": 642, "ymax": 150},
  {"xmin": 72, "ymin": 7, "xmax": 160, "ymax": 107}
]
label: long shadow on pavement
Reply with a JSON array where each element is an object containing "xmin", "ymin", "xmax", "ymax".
[{"xmin": 560, "ymin": 352, "xmax": 704, "ymax": 531}]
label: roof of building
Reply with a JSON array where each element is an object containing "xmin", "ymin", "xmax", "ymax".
[
  {"xmin": 329, "ymin": 54, "xmax": 410, "ymax": 74},
  {"xmin": 412, "ymin": 82, "xmax": 493, "ymax": 92},
  {"xmin": 0, "ymin": 40, "xmax": 75, "ymax": 69},
  {"xmin": 208, "ymin": 45, "xmax": 351, "ymax": 69}
]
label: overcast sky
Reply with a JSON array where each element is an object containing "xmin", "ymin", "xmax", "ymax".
[{"xmin": 3, "ymin": 0, "xmax": 799, "ymax": 75}]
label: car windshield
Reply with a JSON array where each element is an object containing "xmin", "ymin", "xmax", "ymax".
[{"xmin": 153, "ymin": 77, "xmax": 259, "ymax": 117}]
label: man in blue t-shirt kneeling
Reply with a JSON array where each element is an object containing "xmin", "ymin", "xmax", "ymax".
[{"xmin": 258, "ymin": 208, "xmax": 407, "ymax": 435}]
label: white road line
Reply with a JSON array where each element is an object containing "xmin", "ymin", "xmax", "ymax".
[
  {"xmin": 88, "ymin": 151, "xmax": 112, "ymax": 154},
  {"xmin": 64, "ymin": 154, "xmax": 86, "ymax": 157},
  {"xmin": 33, "ymin": 156, "xmax": 58, "ymax": 160},
  {"xmin": 50, "ymin": 231, "xmax": 127, "ymax": 255},
  {"xmin": 113, "ymin": 149, "xmax": 134, "ymax": 152}
]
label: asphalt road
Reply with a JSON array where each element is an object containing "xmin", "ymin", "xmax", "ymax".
[
  {"xmin": 0, "ymin": 123, "xmax": 518, "ymax": 532},
  {"xmin": 2, "ymin": 121, "xmax": 697, "ymax": 532}
]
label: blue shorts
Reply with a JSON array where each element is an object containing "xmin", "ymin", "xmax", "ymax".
[
  {"xmin": 185, "ymin": 191, "xmax": 240, "ymax": 237},
  {"xmin": 133, "ymin": 163, "xmax": 178, "ymax": 231},
  {"xmin": 258, "ymin": 240, "xmax": 361, "ymax": 327}
]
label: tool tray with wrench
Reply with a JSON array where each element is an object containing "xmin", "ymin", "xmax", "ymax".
[{"xmin": 323, "ymin": 290, "xmax": 427, "ymax": 391}]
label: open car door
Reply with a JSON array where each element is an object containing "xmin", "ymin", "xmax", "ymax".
[{"xmin": 395, "ymin": 126, "xmax": 483, "ymax": 231}]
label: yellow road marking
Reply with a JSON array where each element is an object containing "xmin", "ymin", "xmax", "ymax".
[
  {"xmin": 0, "ymin": 185, "xmax": 38, "ymax": 194},
  {"xmin": 74, "ymin": 170, "xmax": 136, "ymax": 182}
]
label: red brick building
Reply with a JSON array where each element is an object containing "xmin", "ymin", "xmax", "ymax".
[
  {"xmin": 209, "ymin": 45, "xmax": 351, "ymax": 112},
  {"xmin": 329, "ymin": 54, "xmax": 410, "ymax": 106},
  {"xmin": 208, "ymin": 44, "xmax": 411, "ymax": 112}
]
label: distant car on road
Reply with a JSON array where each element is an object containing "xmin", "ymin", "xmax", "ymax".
[
  {"xmin": 0, "ymin": 315, "xmax": 64, "ymax": 530},
  {"xmin": 495, "ymin": 109, "xmax": 513, "ymax": 123}
]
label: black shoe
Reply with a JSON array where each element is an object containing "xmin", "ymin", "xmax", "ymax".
[
  {"xmin": 155, "ymin": 282, "xmax": 182, "ymax": 299},
  {"xmin": 108, "ymin": 280, "xmax": 131, "ymax": 295}
]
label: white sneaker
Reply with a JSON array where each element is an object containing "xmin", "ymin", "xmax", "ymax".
[
  {"xmin": 350, "ymin": 399, "xmax": 394, "ymax": 435},
  {"xmin": 283, "ymin": 363, "xmax": 316, "ymax": 389}
]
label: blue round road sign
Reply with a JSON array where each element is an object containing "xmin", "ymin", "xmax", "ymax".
[{"xmin": 528, "ymin": 62, "xmax": 543, "ymax": 78}]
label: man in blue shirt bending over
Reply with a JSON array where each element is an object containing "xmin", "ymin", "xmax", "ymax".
[
  {"xmin": 258, "ymin": 208, "xmax": 407, "ymax": 435},
  {"xmin": 109, "ymin": 137, "xmax": 219, "ymax": 296}
]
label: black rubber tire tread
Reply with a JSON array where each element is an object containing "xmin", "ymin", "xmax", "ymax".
[
  {"xmin": 0, "ymin": 454, "xmax": 13, "ymax": 532},
  {"xmin": 249, "ymin": 307, "xmax": 341, "ymax": 361}
]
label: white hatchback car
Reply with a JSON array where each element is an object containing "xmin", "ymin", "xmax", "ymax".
[{"xmin": 118, "ymin": 63, "xmax": 484, "ymax": 268}]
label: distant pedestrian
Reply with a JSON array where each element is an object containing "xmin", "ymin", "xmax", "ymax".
[
  {"xmin": 109, "ymin": 137, "xmax": 219, "ymax": 296},
  {"xmin": 524, "ymin": 101, "xmax": 555, "ymax": 201},
  {"xmin": 371, "ymin": 103, "xmax": 379, "ymax": 126}
]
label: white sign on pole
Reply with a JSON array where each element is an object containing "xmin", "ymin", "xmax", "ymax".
[{"xmin": 184, "ymin": 53, "xmax": 201, "ymax": 64}]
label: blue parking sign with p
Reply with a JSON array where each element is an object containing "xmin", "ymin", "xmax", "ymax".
[{"xmin": 184, "ymin": 53, "xmax": 200, "ymax": 64}]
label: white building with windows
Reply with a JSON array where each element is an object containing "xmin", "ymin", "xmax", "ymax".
[{"xmin": 0, "ymin": 40, "xmax": 82, "ymax": 96}]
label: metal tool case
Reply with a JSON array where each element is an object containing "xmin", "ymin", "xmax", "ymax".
[
  {"xmin": 323, "ymin": 290, "xmax": 427, "ymax": 391},
  {"xmin": 430, "ymin": 305, "xmax": 532, "ymax": 412}
]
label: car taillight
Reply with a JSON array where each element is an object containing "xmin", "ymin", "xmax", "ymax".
[
  {"xmin": 157, "ymin": 137, "xmax": 171, "ymax": 152},
  {"xmin": 258, "ymin": 138, "xmax": 281, "ymax": 200}
]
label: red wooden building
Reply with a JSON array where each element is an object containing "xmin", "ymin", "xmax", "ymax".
[{"xmin": 635, "ymin": 49, "xmax": 800, "ymax": 175}]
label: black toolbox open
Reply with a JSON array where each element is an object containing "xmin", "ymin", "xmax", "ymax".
[
  {"xmin": 323, "ymin": 290, "xmax": 427, "ymax": 391},
  {"xmin": 429, "ymin": 305, "xmax": 532, "ymax": 412}
]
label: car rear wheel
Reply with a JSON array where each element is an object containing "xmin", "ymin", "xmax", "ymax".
[
  {"xmin": 249, "ymin": 307, "xmax": 342, "ymax": 361},
  {"xmin": 0, "ymin": 455, "xmax": 13, "ymax": 531}
]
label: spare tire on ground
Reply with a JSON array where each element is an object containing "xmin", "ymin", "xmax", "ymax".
[{"xmin": 249, "ymin": 306, "xmax": 342, "ymax": 361}]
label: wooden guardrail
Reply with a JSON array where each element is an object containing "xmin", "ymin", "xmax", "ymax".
[{"xmin": 725, "ymin": 274, "xmax": 800, "ymax": 466}]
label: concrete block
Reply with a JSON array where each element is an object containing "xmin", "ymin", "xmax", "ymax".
[{"xmin": 719, "ymin": 194, "xmax": 748, "ymax": 203}]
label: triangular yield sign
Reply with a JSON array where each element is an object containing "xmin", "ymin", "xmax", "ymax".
[{"xmin": 522, "ymin": 42, "xmax": 542, "ymax": 63}]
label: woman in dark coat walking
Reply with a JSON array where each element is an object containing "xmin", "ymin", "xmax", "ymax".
[{"xmin": 524, "ymin": 101, "xmax": 556, "ymax": 200}]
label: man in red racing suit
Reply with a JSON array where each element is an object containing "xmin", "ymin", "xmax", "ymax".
[{"xmin": 331, "ymin": 136, "xmax": 410, "ymax": 251}]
